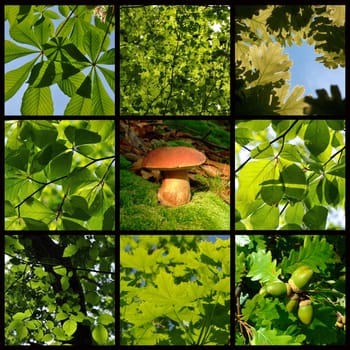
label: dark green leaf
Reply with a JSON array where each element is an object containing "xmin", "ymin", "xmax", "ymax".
[
  {"xmin": 303, "ymin": 205, "xmax": 328, "ymax": 230},
  {"xmin": 304, "ymin": 120, "xmax": 330, "ymax": 156}
]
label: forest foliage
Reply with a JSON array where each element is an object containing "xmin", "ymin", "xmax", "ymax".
[
  {"xmin": 5, "ymin": 120, "xmax": 115, "ymax": 231},
  {"xmin": 120, "ymin": 235, "xmax": 230, "ymax": 345},
  {"xmin": 235, "ymin": 120, "xmax": 345, "ymax": 230},
  {"xmin": 236, "ymin": 235, "xmax": 346, "ymax": 345},
  {"xmin": 120, "ymin": 5, "xmax": 230, "ymax": 116},
  {"xmin": 4, "ymin": 235, "xmax": 115, "ymax": 345},
  {"xmin": 235, "ymin": 5, "xmax": 345, "ymax": 115},
  {"xmin": 5, "ymin": 5, "xmax": 115, "ymax": 115}
]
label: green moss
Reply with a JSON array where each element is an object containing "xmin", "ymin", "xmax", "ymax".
[
  {"xmin": 163, "ymin": 120, "xmax": 230, "ymax": 149},
  {"xmin": 120, "ymin": 170, "xmax": 230, "ymax": 230}
]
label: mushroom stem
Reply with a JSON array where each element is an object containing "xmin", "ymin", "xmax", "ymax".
[{"xmin": 158, "ymin": 170, "xmax": 191, "ymax": 207}]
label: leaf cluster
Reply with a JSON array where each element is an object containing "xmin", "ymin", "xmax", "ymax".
[
  {"xmin": 120, "ymin": 235, "xmax": 230, "ymax": 345},
  {"xmin": 235, "ymin": 120, "xmax": 345, "ymax": 230},
  {"xmin": 5, "ymin": 5, "xmax": 115, "ymax": 115},
  {"xmin": 5, "ymin": 120, "xmax": 115, "ymax": 231},
  {"xmin": 120, "ymin": 5, "xmax": 230, "ymax": 116},
  {"xmin": 235, "ymin": 235, "xmax": 345, "ymax": 345},
  {"xmin": 235, "ymin": 5, "xmax": 345, "ymax": 115},
  {"xmin": 5, "ymin": 235, "xmax": 115, "ymax": 345}
]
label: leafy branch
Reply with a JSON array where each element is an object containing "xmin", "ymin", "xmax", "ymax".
[
  {"xmin": 14, "ymin": 155, "xmax": 115, "ymax": 210},
  {"xmin": 235, "ymin": 120, "xmax": 299, "ymax": 173}
]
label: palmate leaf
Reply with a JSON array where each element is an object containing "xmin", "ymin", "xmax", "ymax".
[
  {"xmin": 64, "ymin": 94, "xmax": 92, "ymax": 115},
  {"xmin": 97, "ymin": 48, "xmax": 115, "ymax": 64},
  {"xmin": 92, "ymin": 71, "xmax": 114, "ymax": 115},
  {"xmin": 21, "ymin": 86, "xmax": 54, "ymax": 115},
  {"xmin": 97, "ymin": 66, "xmax": 115, "ymax": 92},
  {"xmin": 274, "ymin": 84, "xmax": 308, "ymax": 115},
  {"xmin": 83, "ymin": 26, "xmax": 104, "ymax": 62},
  {"xmin": 9, "ymin": 11, "xmax": 40, "ymax": 48},
  {"xmin": 5, "ymin": 40, "xmax": 38, "ymax": 63},
  {"xmin": 5, "ymin": 57, "xmax": 39, "ymax": 101}
]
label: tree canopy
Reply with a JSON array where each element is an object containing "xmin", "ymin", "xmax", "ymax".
[
  {"xmin": 120, "ymin": 5, "xmax": 230, "ymax": 116},
  {"xmin": 5, "ymin": 120, "xmax": 115, "ymax": 231},
  {"xmin": 120, "ymin": 235, "xmax": 230, "ymax": 345},
  {"xmin": 235, "ymin": 5, "xmax": 345, "ymax": 115},
  {"xmin": 5, "ymin": 5, "xmax": 115, "ymax": 116},
  {"xmin": 235, "ymin": 120, "xmax": 345, "ymax": 230},
  {"xmin": 5, "ymin": 235, "xmax": 115, "ymax": 345}
]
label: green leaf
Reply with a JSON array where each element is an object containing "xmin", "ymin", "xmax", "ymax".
[
  {"xmin": 21, "ymin": 198, "xmax": 55, "ymax": 223},
  {"xmin": 103, "ymin": 206, "xmax": 115, "ymax": 230},
  {"xmin": 56, "ymin": 312, "xmax": 68, "ymax": 321},
  {"xmin": 247, "ymin": 250, "xmax": 281, "ymax": 283},
  {"xmin": 5, "ymin": 146, "xmax": 30, "ymax": 171},
  {"xmin": 76, "ymin": 75, "xmax": 92, "ymax": 98},
  {"xmin": 10, "ymin": 14, "xmax": 40, "ymax": 48},
  {"xmin": 92, "ymin": 71, "xmax": 114, "ymax": 115},
  {"xmin": 28, "ymin": 121, "xmax": 58, "ymax": 148},
  {"xmin": 76, "ymin": 128, "xmax": 101, "ymax": 146},
  {"xmin": 303, "ymin": 205, "xmax": 328, "ymax": 230},
  {"xmin": 326, "ymin": 120, "xmax": 344, "ymax": 130},
  {"xmin": 97, "ymin": 48, "xmax": 115, "ymax": 64},
  {"xmin": 92, "ymin": 324, "xmax": 108, "ymax": 344},
  {"xmin": 280, "ymin": 164, "xmax": 307, "ymax": 201},
  {"xmin": 327, "ymin": 163, "xmax": 345, "ymax": 178},
  {"xmin": 97, "ymin": 66, "xmax": 115, "ymax": 92},
  {"xmin": 5, "ymin": 200, "xmax": 16, "ymax": 217},
  {"xmin": 47, "ymin": 151, "xmax": 73, "ymax": 180},
  {"xmin": 285, "ymin": 202, "xmax": 304, "ymax": 225},
  {"xmin": 21, "ymin": 86, "xmax": 54, "ymax": 115},
  {"xmin": 84, "ymin": 27, "xmax": 104, "ymax": 62},
  {"xmin": 64, "ymin": 196, "xmax": 91, "ymax": 221},
  {"xmin": 250, "ymin": 205, "xmax": 279, "ymax": 230},
  {"xmin": 53, "ymin": 265, "xmax": 67, "ymax": 276},
  {"xmin": 23, "ymin": 218, "xmax": 49, "ymax": 230},
  {"xmin": 33, "ymin": 15, "xmax": 54, "ymax": 45},
  {"xmin": 5, "ymin": 57, "xmax": 38, "ymax": 101},
  {"xmin": 5, "ymin": 40, "xmax": 38, "ymax": 63},
  {"xmin": 260, "ymin": 179, "xmax": 284, "ymax": 206},
  {"xmin": 251, "ymin": 142, "xmax": 274, "ymax": 159},
  {"xmin": 63, "ymin": 244, "xmax": 79, "ymax": 258},
  {"xmin": 63, "ymin": 167, "xmax": 96, "ymax": 194},
  {"xmin": 63, "ymin": 319, "xmax": 77, "ymax": 337},
  {"xmin": 62, "ymin": 218, "xmax": 88, "ymax": 231},
  {"xmin": 61, "ymin": 275, "xmax": 70, "ymax": 291},
  {"xmin": 324, "ymin": 178, "xmax": 339, "ymax": 205},
  {"xmin": 304, "ymin": 120, "xmax": 330, "ymax": 156},
  {"xmin": 27, "ymin": 61, "xmax": 81, "ymax": 88},
  {"xmin": 98, "ymin": 313, "xmax": 115, "ymax": 326},
  {"xmin": 64, "ymin": 93, "xmax": 92, "ymax": 115}
]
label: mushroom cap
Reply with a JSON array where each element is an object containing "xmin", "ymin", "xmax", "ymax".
[{"xmin": 142, "ymin": 146, "xmax": 206, "ymax": 170}]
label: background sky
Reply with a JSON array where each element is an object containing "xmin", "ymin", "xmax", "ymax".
[
  {"xmin": 5, "ymin": 6, "xmax": 115, "ymax": 116},
  {"xmin": 284, "ymin": 40, "xmax": 345, "ymax": 99}
]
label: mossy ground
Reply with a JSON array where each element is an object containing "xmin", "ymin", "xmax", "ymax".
[
  {"xmin": 119, "ymin": 120, "xmax": 230, "ymax": 231},
  {"xmin": 120, "ymin": 168, "xmax": 230, "ymax": 231}
]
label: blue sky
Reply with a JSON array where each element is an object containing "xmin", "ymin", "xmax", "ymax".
[
  {"xmin": 5, "ymin": 6, "xmax": 114, "ymax": 116},
  {"xmin": 283, "ymin": 40, "xmax": 345, "ymax": 99}
]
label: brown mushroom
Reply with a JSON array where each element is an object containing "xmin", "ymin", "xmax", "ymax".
[{"xmin": 142, "ymin": 146, "xmax": 206, "ymax": 207}]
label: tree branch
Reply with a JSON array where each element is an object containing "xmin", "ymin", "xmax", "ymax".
[{"xmin": 14, "ymin": 155, "xmax": 115, "ymax": 209}]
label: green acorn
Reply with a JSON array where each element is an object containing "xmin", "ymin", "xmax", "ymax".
[
  {"xmin": 288, "ymin": 265, "xmax": 313, "ymax": 293},
  {"xmin": 266, "ymin": 281, "xmax": 289, "ymax": 297},
  {"xmin": 298, "ymin": 300, "xmax": 313, "ymax": 325},
  {"xmin": 286, "ymin": 293, "xmax": 299, "ymax": 313}
]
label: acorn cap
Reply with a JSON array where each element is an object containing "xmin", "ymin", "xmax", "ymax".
[{"xmin": 143, "ymin": 147, "xmax": 206, "ymax": 170}]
